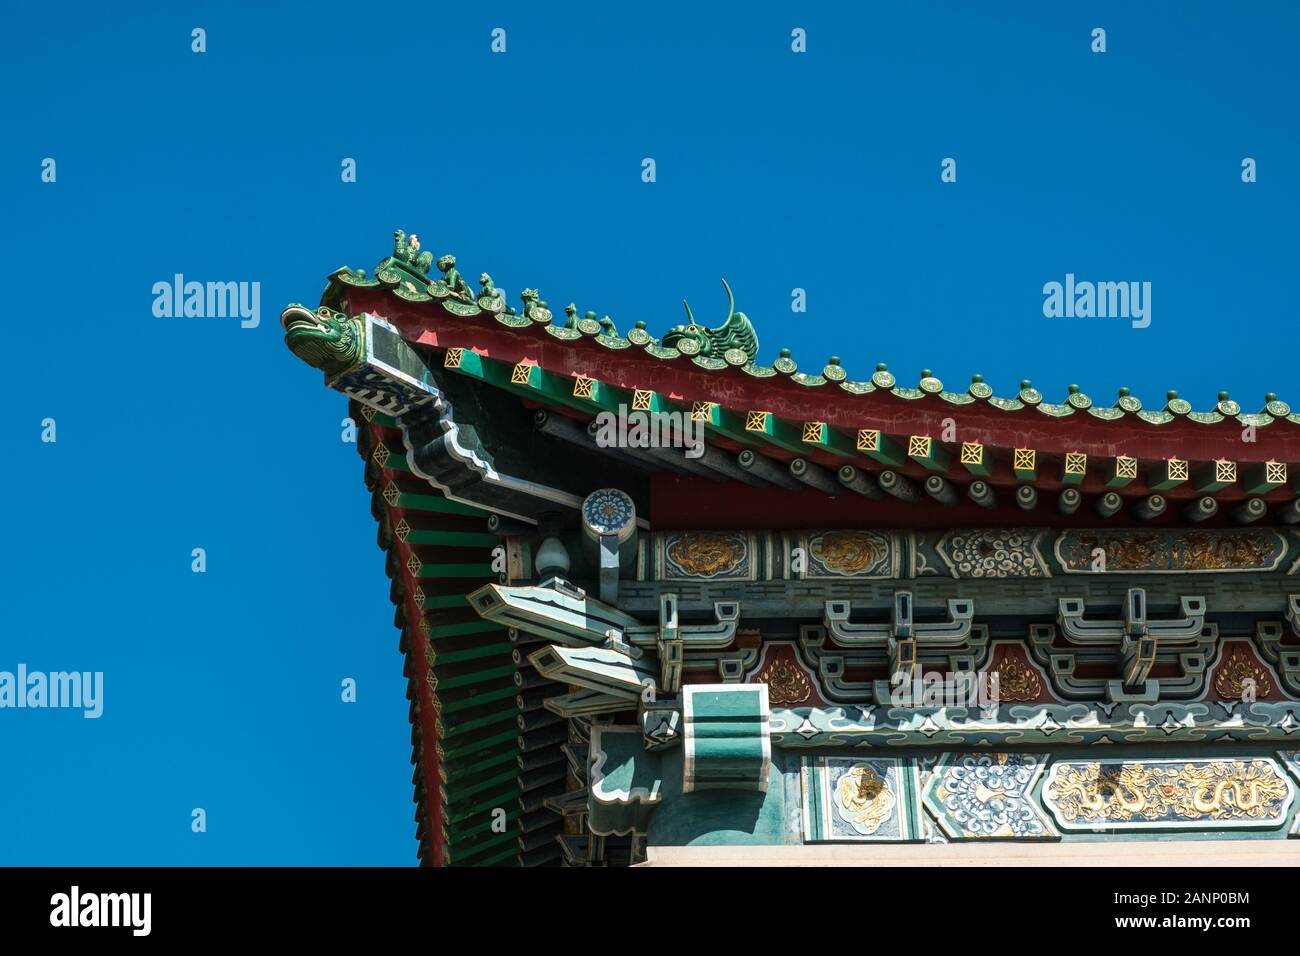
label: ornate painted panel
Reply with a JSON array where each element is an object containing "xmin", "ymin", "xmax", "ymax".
[
  {"xmin": 655, "ymin": 531, "xmax": 758, "ymax": 581},
  {"xmin": 921, "ymin": 753, "xmax": 1058, "ymax": 839},
  {"xmin": 1043, "ymin": 757, "xmax": 1295, "ymax": 831},
  {"xmin": 935, "ymin": 529, "xmax": 1051, "ymax": 578},
  {"xmin": 802, "ymin": 757, "xmax": 923, "ymax": 842},
  {"xmin": 1055, "ymin": 529, "xmax": 1287, "ymax": 574},
  {"xmin": 800, "ymin": 530, "xmax": 898, "ymax": 579}
]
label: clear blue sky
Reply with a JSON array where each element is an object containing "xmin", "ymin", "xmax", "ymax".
[{"xmin": 2, "ymin": 1, "xmax": 1296, "ymax": 864}]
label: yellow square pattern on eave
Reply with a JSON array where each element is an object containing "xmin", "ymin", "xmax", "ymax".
[{"xmin": 691, "ymin": 401, "xmax": 716, "ymax": 422}]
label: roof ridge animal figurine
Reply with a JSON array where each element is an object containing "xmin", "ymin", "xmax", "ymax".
[{"xmin": 662, "ymin": 278, "xmax": 759, "ymax": 359}]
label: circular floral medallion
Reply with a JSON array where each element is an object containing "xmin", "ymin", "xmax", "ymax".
[{"xmin": 582, "ymin": 489, "xmax": 636, "ymax": 538}]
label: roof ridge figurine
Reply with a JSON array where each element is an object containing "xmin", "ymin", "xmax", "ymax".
[{"xmin": 663, "ymin": 278, "xmax": 760, "ymax": 360}]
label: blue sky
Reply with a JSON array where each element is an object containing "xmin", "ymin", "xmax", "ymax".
[{"xmin": 2, "ymin": 1, "xmax": 1297, "ymax": 863}]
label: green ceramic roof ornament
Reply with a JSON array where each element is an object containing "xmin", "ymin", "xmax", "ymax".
[
  {"xmin": 662, "ymin": 278, "xmax": 759, "ymax": 360},
  {"xmin": 520, "ymin": 288, "xmax": 552, "ymax": 324},
  {"xmin": 436, "ymin": 254, "xmax": 474, "ymax": 302},
  {"xmin": 476, "ymin": 272, "xmax": 505, "ymax": 313},
  {"xmin": 392, "ymin": 229, "xmax": 433, "ymax": 275},
  {"xmin": 280, "ymin": 305, "xmax": 364, "ymax": 377}
]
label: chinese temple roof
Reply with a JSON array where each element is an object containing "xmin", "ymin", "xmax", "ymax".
[
  {"xmin": 283, "ymin": 230, "xmax": 1300, "ymax": 534},
  {"xmin": 280, "ymin": 232, "xmax": 1300, "ymax": 864},
  {"xmin": 312, "ymin": 230, "xmax": 1298, "ymax": 432}
]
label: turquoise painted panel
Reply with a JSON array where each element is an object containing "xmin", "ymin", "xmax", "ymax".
[
  {"xmin": 645, "ymin": 754, "xmax": 789, "ymax": 847},
  {"xmin": 803, "ymin": 756, "xmax": 923, "ymax": 842},
  {"xmin": 588, "ymin": 726, "xmax": 664, "ymax": 836},
  {"xmin": 682, "ymin": 684, "xmax": 771, "ymax": 792}
]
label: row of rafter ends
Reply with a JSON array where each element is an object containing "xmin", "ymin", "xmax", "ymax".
[
  {"xmin": 512, "ymin": 622, "xmax": 578, "ymax": 867},
  {"xmin": 341, "ymin": 273, "xmax": 1297, "ymax": 425},
  {"xmin": 764, "ymin": 429, "xmax": 1287, "ymax": 495},
  {"xmin": 435, "ymin": 349, "xmax": 1297, "ymax": 491},
  {"xmin": 373, "ymin": 418, "xmax": 1294, "ymax": 507}
]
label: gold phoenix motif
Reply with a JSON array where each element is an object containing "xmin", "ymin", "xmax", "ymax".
[
  {"xmin": 1213, "ymin": 646, "xmax": 1272, "ymax": 699},
  {"xmin": 1074, "ymin": 532, "xmax": 1165, "ymax": 569},
  {"xmin": 836, "ymin": 765, "xmax": 895, "ymax": 834},
  {"xmin": 990, "ymin": 655, "xmax": 1042, "ymax": 702},
  {"xmin": 1070, "ymin": 531, "xmax": 1274, "ymax": 571},
  {"xmin": 757, "ymin": 657, "xmax": 812, "ymax": 705},
  {"xmin": 666, "ymin": 532, "xmax": 745, "ymax": 577},
  {"xmin": 1176, "ymin": 532, "xmax": 1274, "ymax": 571},
  {"xmin": 809, "ymin": 531, "xmax": 887, "ymax": 575},
  {"xmin": 1049, "ymin": 760, "xmax": 1289, "ymax": 823}
]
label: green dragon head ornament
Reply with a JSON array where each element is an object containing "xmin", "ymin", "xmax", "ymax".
[
  {"xmin": 662, "ymin": 278, "xmax": 759, "ymax": 360},
  {"xmin": 281, "ymin": 305, "xmax": 365, "ymax": 377}
]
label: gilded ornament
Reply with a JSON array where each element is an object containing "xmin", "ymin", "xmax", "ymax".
[
  {"xmin": 836, "ymin": 765, "xmax": 895, "ymax": 835},
  {"xmin": 990, "ymin": 655, "xmax": 1042, "ymax": 702},
  {"xmin": 1213, "ymin": 646, "xmax": 1272, "ymax": 699},
  {"xmin": 666, "ymin": 532, "xmax": 745, "ymax": 577},
  {"xmin": 1048, "ymin": 759, "xmax": 1290, "ymax": 825},
  {"xmin": 757, "ymin": 657, "xmax": 812, "ymax": 705},
  {"xmin": 809, "ymin": 531, "xmax": 887, "ymax": 575},
  {"xmin": 1176, "ymin": 531, "xmax": 1273, "ymax": 571}
]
